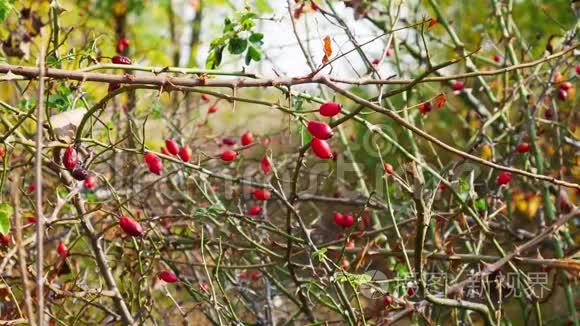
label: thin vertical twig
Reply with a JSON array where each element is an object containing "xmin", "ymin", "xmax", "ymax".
[
  {"xmin": 34, "ymin": 30, "xmax": 46, "ymax": 326},
  {"xmin": 11, "ymin": 174, "xmax": 35, "ymax": 326}
]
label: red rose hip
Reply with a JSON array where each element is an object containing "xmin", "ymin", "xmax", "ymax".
[
  {"xmin": 452, "ymin": 81, "xmax": 465, "ymax": 91},
  {"xmin": 383, "ymin": 163, "xmax": 394, "ymax": 175},
  {"xmin": 119, "ymin": 215, "xmax": 144, "ymax": 237},
  {"xmin": 260, "ymin": 156, "xmax": 272, "ymax": 174},
  {"xmin": 310, "ymin": 138, "xmax": 333, "ymax": 159},
  {"xmin": 557, "ymin": 89, "xmax": 568, "ymax": 101},
  {"xmin": 222, "ymin": 137, "xmax": 236, "ymax": 146},
  {"xmin": 333, "ymin": 212, "xmax": 344, "ymax": 227},
  {"xmin": 179, "ymin": 146, "xmax": 192, "ymax": 162},
  {"xmin": 158, "ymin": 270, "xmax": 178, "ymax": 283},
  {"xmin": 342, "ymin": 214, "xmax": 354, "ymax": 228},
  {"xmin": 248, "ymin": 206, "xmax": 262, "ymax": 216},
  {"xmin": 84, "ymin": 175, "xmax": 97, "ymax": 190},
  {"xmin": 165, "ymin": 139, "xmax": 180, "ymax": 155},
  {"xmin": 252, "ymin": 189, "xmax": 272, "ymax": 201},
  {"xmin": 63, "ymin": 146, "xmax": 77, "ymax": 170},
  {"xmin": 496, "ymin": 172, "xmax": 512, "ymax": 186},
  {"xmin": 0, "ymin": 234, "xmax": 11, "ymax": 246},
  {"xmin": 241, "ymin": 131, "xmax": 254, "ymax": 146},
  {"xmin": 221, "ymin": 150, "xmax": 238, "ymax": 162},
  {"xmin": 111, "ymin": 55, "xmax": 132, "ymax": 65},
  {"xmin": 319, "ymin": 101, "xmax": 341, "ymax": 117},
  {"xmin": 307, "ymin": 120, "xmax": 334, "ymax": 139},
  {"xmin": 57, "ymin": 241, "xmax": 69, "ymax": 257},
  {"xmin": 144, "ymin": 152, "xmax": 163, "ymax": 175},
  {"xmin": 516, "ymin": 143, "xmax": 530, "ymax": 153}
]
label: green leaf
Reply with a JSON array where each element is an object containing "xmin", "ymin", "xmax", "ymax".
[
  {"xmin": 228, "ymin": 37, "xmax": 248, "ymax": 55},
  {"xmin": 245, "ymin": 45, "xmax": 261, "ymax": 65},
  {"xmin": 0, "ymin": 0, "xmax": 13, "ymax": 23},
  {"xmin": 311, "ymin": 248, "xmax": 327, "ymax": 262},
  {"xmin": 249, "ymin": 33, "xmax": 264, "ymax": 45},
  {"xmin": 223, "ymin": 17, "xmax": 234, "ymax": 32},
  {"xmin": 475, "ymin": 198, "xmax": 487, "ymax": 210},
  {"xmin": 336, "ymin": 273, "xmax": 372, "ymax": 287},
  {"xmin": 205, "ymin": 46, "xmax": 224, "ymax": 69},
  {"xmin": 150, "ymin": 102, "xmax": 162, "ymax": 120},
  {"xmin": 0, "ymin": 203, "xmax": 13, "ymax": 235}
]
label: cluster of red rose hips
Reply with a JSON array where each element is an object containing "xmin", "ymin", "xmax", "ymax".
[
  {"xmin": 309, "ymin": 101, "xmax": 341, "ymax": 159},
  {"xmin": 62, "ymin": 146, "xmax": 98, "ymax": 189},
  {"xmin": 557, "ymin": 80, "xmax": 573, "ymax": 101},
  {"xmin": 332, "ymin": 212, "xmax": 355, "ymax": 228}
]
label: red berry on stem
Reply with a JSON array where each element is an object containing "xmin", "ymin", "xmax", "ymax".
[
  {"xmin": 252, "ymin": 189, "xmax": 271, "ymax": 201},
  {"xmin": 241, "ymin": 131, "xmax": 254, "ymax": 146},
  {"xmin": 372, "ymin": 58, "xmax": 380, "ymax": 65},
  {"xmin": 419, "ymin": 102, "xmax": 432, "ymax": 115},
  {"xmin": 144, "ymin": 152, "xmax": 163, "ymax": 175},
  {"xmin": 544, "ymin": 108, "xmax": 554, "ymax": 119},
  {"xmin": 72, "ymin": 167, "xmax": 89, "ymax": 181},
  {"xmin": 452, "ymin": 81, "xmax": 465, "ymax": 91},
  {"xmin": 557, "ymin": 89, "xmax": 568, "ymax": 101},
  {"xmin": 248, "ymin": 206, "xmax": 262, "ymax": 216},
  {"xmin": 208, "ymin": 105, "xmax": 218, "ymax": 113},
  {"xmin": 221, "ymin": 150, "xmax": 238, "ymax": 162},
  {"xmin": 0, "ymin": 234, "xmax": 11, "ymax": 246},
  {"xmin": 319, "ymin": 101, "xmax": 341, "ymax": 117},
  {"xmin": 333, "ymin": 212, "xmax": 345, "ymax": 227},
  {"xmin": 165, "ymin": 139, "xmax": 180, "ymax": 155},
  {"xmin": 310, "ymin": 138, "xmax": 333, "ymax": 159},
  {"xmin": 57, "ymin": 241, "xmax": 69, "ymax": 257},
  {"xmin": 111, "ymin": 55, "xmax": 132, "ymax": 65},
  {"xmin": 63, "ymin": 146, "xmax": 77, "ymax": 170},
  {"xmin": 383, "ymin": 163, "xmax": 394, "ymax": 175},
  {"xmin": 27, "ymin": 183, "xmax": 36, "ymax": 193},
  {"xmin": 158, "ymin": 271, "xmax": 178, "ymax": 283},
  {"xmin": 222, "ymin": 137, "xmax": 236, "ymax": 146},
  {"xmin": 119, "ymin": 215, "xmax": 144, "ymax": 237},
  {"xmin": 576, "ymin": 64, "xmax": 580, "ymax": 75},
  {"xmin": 386, "ymin": 48, "xmax": 393, "ymax": 57},
  {"xmin": 0, "ymin": 146, "xmax": 4, "ymax": 158},
  {"xmin": 84, "ymin": 175, "xmax": 97, "ymax": 190},
  {"xmin": 179, "ymin": 146, "xmax": 192, "ymax": 162},
  {"xmin": 260, "ymin": 156, "xmax": 272, "ymax": 174},
  {"xmin": 342, "ymin": 214, "xmax": 354, "ymax": 228},
  {"xmin": 497, "ymin": 172, "xmax": 512, "ymax": 186},
  {"xmin": 201, "ymin": 94, "xmax": 210, "ymax": 102},
  {"xmin": 493, "ymin": 54, "xmax": 501, "ymax": 63},
  {"xmin": 307, "ymin": 120, "xmax": 334, "ymax": 140},
  {"xmin": 383, "ymin": 295, "xmax": 393, "ymax": 306},
  {"xmin": 250, "ymin": 271, "xmax": 261, "ymax": 281},
  {"xmin": 559, "ymin": 82, "xmax": 573, "ymax": 91},
  {"xmin": 27, "ymin": 216, "xmax": 37, "ymax": 224},
  {"xmin": 516, "ymin": 142, "xmax": 530, "ymax": 153}
]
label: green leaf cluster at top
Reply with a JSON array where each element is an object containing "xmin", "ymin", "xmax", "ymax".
[{"xmin": 205, "ymin": 9, "xmax": 264, "ymax": 69}]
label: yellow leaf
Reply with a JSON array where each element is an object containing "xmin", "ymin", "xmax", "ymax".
[
  {"xmin": 434, "ymin": 94, "xmax": 446, "ymax": 108},
  {"xmin": 322, "ymin": 36, "xmax": 332, "ymax": 64},
  {"xmin": 480, "ymin": 144, "xmax": 493, "ymax": 160}
]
